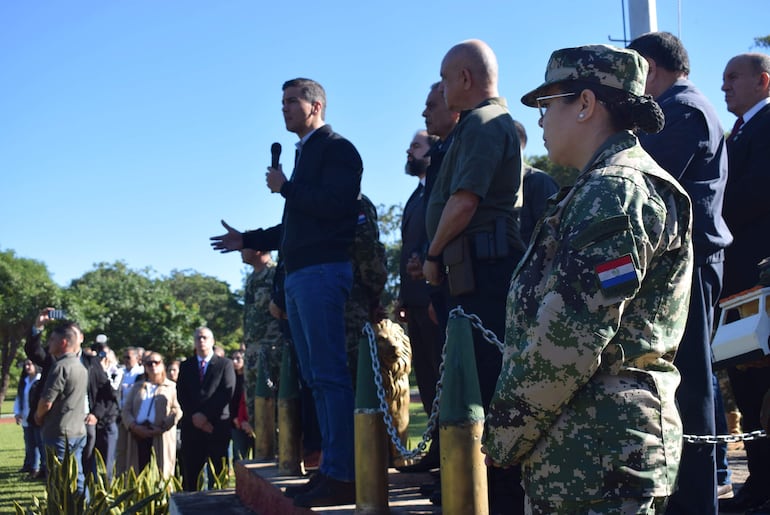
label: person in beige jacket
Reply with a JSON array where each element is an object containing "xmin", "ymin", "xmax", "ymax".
[{"xmin": 121, "ymin": 351, "xmax": 182, "ymax": 478}]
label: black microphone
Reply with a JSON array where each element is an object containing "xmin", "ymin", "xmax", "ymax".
[{"xmin": 271, "ymin": 142, "xmax": 282, "ymax": 168}]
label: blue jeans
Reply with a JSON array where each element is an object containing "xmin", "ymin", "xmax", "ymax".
[
  {"xmin": 45, "ymin": 435, "xmax": 87, "ymax": 495},
  {"xmin": 22, "ymin": 425, "xmax": 42, "ymax": 472},
  {"xmin": 285, "ymin": 261, "xmax": 354, "ymax": 481}
]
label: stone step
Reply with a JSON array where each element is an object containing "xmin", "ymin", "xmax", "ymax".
[
  {"xmin": 234, "ymin": 459, "xmax": 441, "ymax": 514},
  {"xmin": 169, "ymin": 489, "xmax": 255, "ymax": 515}
]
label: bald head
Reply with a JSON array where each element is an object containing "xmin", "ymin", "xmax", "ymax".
[{"xmin": 440, "ymin": 39, "xmax": 499, "ymax": 111}]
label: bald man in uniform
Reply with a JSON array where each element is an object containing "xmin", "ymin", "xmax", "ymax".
[{"xmin": 423, "ymin": 39, "xmax": 526, "ymax": 514}]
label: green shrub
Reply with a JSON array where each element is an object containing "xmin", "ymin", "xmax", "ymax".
[{"xmin": 15, "ymin": 445, "xmax": 182, "ymax": 515}]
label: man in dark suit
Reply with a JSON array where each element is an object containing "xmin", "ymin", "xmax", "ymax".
[
  {"xmin": 397, "ymin": 129, "xmax": 440, "ymax": 468},
  {"xmin": 417, "ymin": 82, "xmax": 460, "ymax": 341},
  {"xmin": 210, "ymin": 78, "xmax": 362, "ymax": 507},
  {"xmin": 719, "ymin": 52, "xmax": 770, "ymax": 513},
  {"xmin": 177, "ymin": 326, "xmax": 235, "ymax": 491},
  {"xmin": 627, "ymin": 32, "xmax": 733, "ymax": 515}
]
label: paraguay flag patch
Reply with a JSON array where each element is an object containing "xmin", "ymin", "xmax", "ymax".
[{"xmin": 595, "ymin": 254, "xmax": 639, "ymax": 296}]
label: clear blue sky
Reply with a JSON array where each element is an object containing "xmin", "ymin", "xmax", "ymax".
[{"xmin": 2, "ymin": 1, "xmax": 767, "ymax": 291}]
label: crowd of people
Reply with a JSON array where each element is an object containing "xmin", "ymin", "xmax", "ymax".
[
  {"xmin": 14, "ymin": 309, "xmax": 257, "ymax": 495},
  {"xmin": 13, "ymin": 32, "xmax": 770, "ymax": 514}
]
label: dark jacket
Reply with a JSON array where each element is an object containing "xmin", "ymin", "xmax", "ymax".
[
  {"xmin": 399, "ymin": 181, "xmax": 431, "ymax": 307},
  {"xmin": 25, "ymin": 329, "xmax": 55, "ymax": 426},
  {"xmin": 518, "ymin": 165, "xmax": 560, "ymax": 244},
  {"xmin": 243, "ymin": 124, "xmax": 363, "ymax": 273},
  {"xmin": 723, "ymin": 102, "xmax": 770, "ymax": 296},
  {"xmin": 16, "ymin": 369, "xmax": 40, "ymax": 417},
  {"xmin": 177, "ymin": 354, "xmax": 236, "ymax": 433},
  {"xmin": 639, "ymin": 78, "xmax": 733, "ymax": 263},
  {"xmin": 81, "ymin": 353, "xmax": 119, "ymax": 428}
]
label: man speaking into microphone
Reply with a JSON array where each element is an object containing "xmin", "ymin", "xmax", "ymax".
[{"xmin": 211, "ymin": 78, "xmax": 362, "ymax": 508}]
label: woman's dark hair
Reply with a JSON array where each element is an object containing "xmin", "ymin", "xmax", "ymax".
[{"xmin": 561, "ymin": 80, "xmax": 664, "ymax": 134}]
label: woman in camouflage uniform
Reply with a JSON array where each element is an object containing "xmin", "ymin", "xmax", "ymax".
[{"xmin": 482, "ymin": 44, "xmax": 693, "ymax": 514}]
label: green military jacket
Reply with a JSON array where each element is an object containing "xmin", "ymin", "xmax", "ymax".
[{"xmin": 483, "ymin": 131, "xmax": 693, "ymax": 501}]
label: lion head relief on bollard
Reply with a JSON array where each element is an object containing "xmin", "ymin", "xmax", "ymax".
[{"xmin": 374, "ymin": 318, "xmax": 412, "ymax": 466}]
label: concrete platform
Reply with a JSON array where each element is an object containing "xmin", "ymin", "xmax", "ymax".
[
  {"xmin": 170, "ymin": 449, "xmax": 750, "ymax": 514},
  {"xmin": 234, "ymin": 459, "xmax": 441, "ymax": 514}
]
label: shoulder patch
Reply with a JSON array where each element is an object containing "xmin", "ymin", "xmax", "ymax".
[{"xmin": 595, "ymin": 254, "xmax": 640, "ymax": 296}]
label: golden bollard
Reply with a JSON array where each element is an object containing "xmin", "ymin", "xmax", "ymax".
[
  {"xmin": 355, "ymin": 330, "xmax": 390, "ymax": 514},
  {"xmin": 253, "ymin": 352, "xmax": 276, "ymax": 459},
  {"xmin": 440, "ymin": 315, "xmax": 488, "ymax": 515},
  {"xmin": 277, "ymin": 344, "xmax": 303, "ymax": 475}
]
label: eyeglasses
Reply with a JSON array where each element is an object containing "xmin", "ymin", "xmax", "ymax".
[
  {"xmin": 144, "ymin": 360, "xmax": 161, "ymax": 366},
  {"xmin": 535, "ymin": 92, "xmax": 575, "ymax": 118},
  {"xmin": 232, "ymin": 357, "xmax": 243, "ymax": 361}
]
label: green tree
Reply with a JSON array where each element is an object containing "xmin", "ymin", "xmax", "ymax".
[
  {"xmin": 65, "ymin": 262, "xmax": 202, "ymax": 360},
  {"xmin": 527, "ymin": 154, "xmax": 579, "ymax": 187},
  {"xmin": 754, "ymin": 35, "xmax": 770, "ymax": 48},
  {"xmin": 163, "ymin": 270, "xmax": 243, "ymax": 351},
  {"xmin": 0, "ymin": 249, "xmax": 60, "ymax": 411},
  {"xmin": 376, "ymin": 203, "xmax": 403, "ymax": 315}
]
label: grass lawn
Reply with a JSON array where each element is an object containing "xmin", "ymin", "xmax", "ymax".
[
  {"xmin": 407, "ymin": 398, "xmax": 430, "ymax": 450},
  {"xmin": 0, "ymin": 421, "xmax": 46, "ymax": 514},
  {"xmin": 1, "ymin": 399, "xmax": 14, "ymax": 417}
]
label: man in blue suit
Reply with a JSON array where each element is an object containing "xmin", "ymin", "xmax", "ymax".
[{"xmin": 628, "ymin": 32, "xmax": 733, "ymax": 515}]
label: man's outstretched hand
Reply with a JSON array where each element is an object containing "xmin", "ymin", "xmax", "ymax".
[{"xmin": 210, "ymin": 220, "xmax": 244, "ymax": 253}]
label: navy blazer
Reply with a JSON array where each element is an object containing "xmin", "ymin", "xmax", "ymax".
[
  {"xmin": 243, "ymin": 124, "xmax": 363, "ymax": 273},
  {"xmin": 723, "ymin": 102, "xmax": 770, "ymax": 296}
]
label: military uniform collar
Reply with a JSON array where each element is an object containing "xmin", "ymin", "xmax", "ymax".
[
  {"xmin": 579, "ymin": 131, "xmax": 637, "ymax": 178},
  {"xmin": 458, "ymin": 97, "xmax": 508, "ymax": 122}
]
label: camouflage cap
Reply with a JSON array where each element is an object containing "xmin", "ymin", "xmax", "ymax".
[{"xmin": 521, "ymin": 44, "xmax": 648, "ymax": 107}]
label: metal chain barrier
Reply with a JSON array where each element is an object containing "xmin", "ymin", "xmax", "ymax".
[
  {"xmin": 448, "ymin": 308, "xmax": 769, "ymax": 446},
  {"xmin": 683, "ymin": 430, "xmax": 766, "ymax": 444},
  {"xmin": 365, "ymin": 308, "xmax": 761, "ymax": 452},
  {"xmin": 363, "ymin": 306, "xmax": 502, "ymax": 460},
  {"xmin": 449, "ymin": 306, "xmax": 505, "ymax": 353},
  {"xmin": 364, "ymin": 322, "xmax": 446, "ymax": 460}
]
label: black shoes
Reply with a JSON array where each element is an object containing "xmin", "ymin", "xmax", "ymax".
[
  {"xmin": 292, "ymin": 475, "xmax": 356, "ymax": 507},
  {"xmin": 396, "ymin": 454, "xmax": 440, "ymax": 473},
  {"xmin": 748, "ymin": 498, "xmax": 770, "ymax": 515},
  {"xmin": 283, "ymin": 472, "xmax": 325, "ymax": 499},
  {"xmin": 396, "ymin": 446, "xmax": 440, "ymax": 473},
  {"xmin": 720, "ymin": 483, "xmax": 770, "ymax": 512}
]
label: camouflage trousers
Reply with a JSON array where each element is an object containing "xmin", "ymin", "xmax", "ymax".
[
  {"xmin": 525, "ymin": 495, "xmax": 668, "ymax": 514},
  {"xmin": 244, "ymin": 341, "xmax": 283, "ymax": 422}
]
